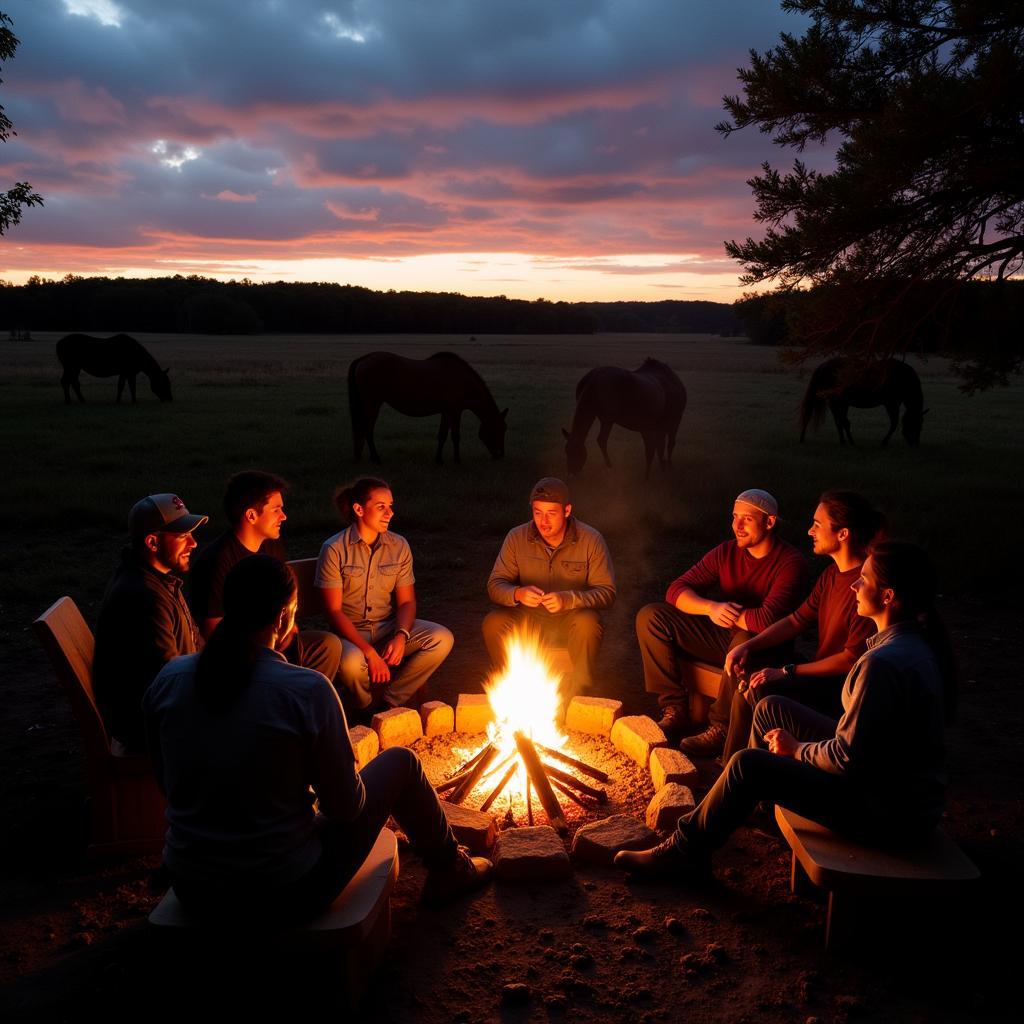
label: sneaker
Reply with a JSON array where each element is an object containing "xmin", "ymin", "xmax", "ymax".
[
  {"xmin": 421, "ymin": 845, "xmax": 492, "ymax": 907},
  {"xmin": 613, "ymin": 837, "xmax": 710, "ymax": 880},
  {"xmin": 656, "ymin": 705, "xmax": 690, "ymax": 742},
  {"xmin": 678, "ymin": 723, "xmax": 726, "ymax": 759}
]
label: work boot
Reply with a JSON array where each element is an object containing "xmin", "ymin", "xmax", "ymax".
[
  {"xmin": 613, "ymin": 837, "xmax": 711, "ymax": 880},
  {"xmin": 655, "ymin": 704, "xmax": 689, "ymax": 742},
  {"xmin": 678, "ymin": 722, "xmax": 726, "ymax": 759},
  {"xmin": 421, "ymin": 845, "xmax": 493, "ymax": 907}
]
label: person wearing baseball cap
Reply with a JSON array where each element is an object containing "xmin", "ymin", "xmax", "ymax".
[
  {"xmin": 93, "ymin": 493, "xmax": 208, "ymax": 752},
  {"xmin": 635, "ymin": 488, "xmax": 807, "ymax": 755},
  {"xmin": 484, "ymin": 477, "xmax": 616, "ymax": 695}
]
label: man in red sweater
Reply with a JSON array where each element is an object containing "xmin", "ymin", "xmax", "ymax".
[{"xmin": 635, "ymin": 489, "xmax": 806, "ymax": 747}]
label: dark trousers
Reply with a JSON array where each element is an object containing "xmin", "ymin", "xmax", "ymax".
[
  {"xmin": 482, "ymin": 606, "xmax": 603, "ymax": 691},
  {"xmin": 676, "ymin": 695, "xmax": 923, "ymax": 858},
  {"xmin": 171, "ymin": 747, "xmax": 458, "ymax": 924}
]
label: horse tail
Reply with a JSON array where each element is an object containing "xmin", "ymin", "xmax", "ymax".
[{"xmin": 799, "ymin": 362, "xmax": 831, "ymax": 441}]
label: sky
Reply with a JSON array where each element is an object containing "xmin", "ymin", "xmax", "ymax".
[{"xmin": 0, "ymin": 1, "xmax": 809, "ymax": 301}]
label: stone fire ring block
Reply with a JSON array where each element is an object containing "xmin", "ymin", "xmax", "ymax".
[
  {"xmin": 440, "ymin": 800, "xmax": 498, "ymax": 855},
  {"xmin": 455, "ymin": 693, "xmax": 494, "ymax": 735},
  {"xmin": 645, "ymin": 783, "xmax": 696, "ymax": 833},
  {"xmin": 571, "ymin": 814, "xmax": 660, "ymax": 868},
  {"xmin": 349, "ymin": 725, "xmax": 379, "ymax": 770},
  {"xmin": 649, "ymin": 747, "xmax": 698, "ymax": 791},
  {"xmin": 371, "ymin": 706, "xmax": 424, "ymax": 750},
  {"xmin": 610, "ymin": 715, "xmax": 667, "ymax": 768},
  {"xmin": 493, "ymin": 826, "xmax": 572, "ymax": 882},
  {"xmin": 564, "ymin": 696, "xmax": 623, "ymax": 737},
  {"xmin": 420, "ymin": 700, "xmax": 455, "ymax": 737}
]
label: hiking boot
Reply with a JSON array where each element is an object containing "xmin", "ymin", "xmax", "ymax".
[
  {"xmin": 613, "ymin": 837, "xmax": 711, "ymax": 880},
  {"xmin": 656, "ymin": 705, "xmax": 690, "ymax": 742},
  {"xmin": 421, "ymin": 845, "xmax": 493, "ymax": 907},
  {"xmin": 678, "ymin": 723, "xmax": 727, "ymax": 759}
]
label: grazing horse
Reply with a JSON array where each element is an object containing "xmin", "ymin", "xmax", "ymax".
[
  {"xmin": 562, "ymin": 358, "xmax": 687, "ymax": 478},
  {"xmin": 799, "ymin": 357, "xmax": 927, "ymax": 446},
  {"xmin": 57, "ymin": 333, "xmax": 172, "ymax": 404},
  {"xmin": 348, "ymin": 351, "xmax": 508, "ymax": 464}
]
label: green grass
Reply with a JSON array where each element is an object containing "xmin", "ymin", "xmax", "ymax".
[{"xmin": 1, "ymin": 330, "xmax": 1020, "ymax": 655}]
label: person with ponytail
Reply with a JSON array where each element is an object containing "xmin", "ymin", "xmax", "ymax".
[
  {"xmin": 144, "ymin": 554, "xmax": 490, "ymax": 920},
  {"xmin": 616, "ymin": 541, "xmax": 956, "ymax": 879},
  {"xmin": 315, "ymin": 478, "xmax": 453, "ymax": 717}
]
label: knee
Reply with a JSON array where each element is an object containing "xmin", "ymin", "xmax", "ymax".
[
  {"xmin": 482, "ymin": 609, "xmax": 515, "ymax": 636},
  {"xmin": 567, "ymin": 610, "xmax": 602, "ymax": 642},
  {"xmin": 377, "ymin": 745, "xmax": 420, "ymax": 776},
  {"xmin": 424, "ymin": 624, "xmax": 454, "ymax": 658},
  {"xmin": 634, "ymin": 601, "xmax": 664, "ymax": 639},
  {"xmin": 338, "ymin": 645, "xmax": 367, "ymax": 683}
]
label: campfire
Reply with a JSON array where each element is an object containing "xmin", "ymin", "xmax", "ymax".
[{"xmin": 435, "ymin": 628, "xmax": 608, "ymax": 833}]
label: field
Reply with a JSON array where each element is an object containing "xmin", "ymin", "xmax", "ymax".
[{"xmin": 1, "ymin": 331, "xmax": 1021, "ymax": 1021}]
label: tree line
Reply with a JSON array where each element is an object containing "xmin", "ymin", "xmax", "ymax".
[{"xmin": 0, "ymin": 275, "xmax": 741, "ymax": 337}]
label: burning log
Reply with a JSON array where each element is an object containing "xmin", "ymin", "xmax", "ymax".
[
  {"xmin": 549, "ymin": 776, "xmax": 597, "ymax": 809},
  {"xmin": 448, "ymin": 743, "xmax": 498, "ymax": 805},
  {"xmin": 479, "ymin": 762, "xmax": 518, "ymax": 813},
  {"xmin": 526, "ymin": 776, "xmax": 534, "ymax": 826},
  {"xmin": 535, "ymin": 741, "xmax": 610, "ymax": 783},
  {"xmin": 541, "ymin": 761, "xmax": 607, "ymax": 803},
  {"xmin": 514, "ymin": 732, "xmax": 567, "ymax": 834}
]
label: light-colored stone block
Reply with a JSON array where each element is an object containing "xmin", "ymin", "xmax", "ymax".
[
  {"xmin": 439, "ymin": 800, "xmax": 498, "ymax": 854},
  {"xmin": 420, "ymin": 700, "xmax": 455, "ymax": 737},
  {"xmin": 610, "ymin": 715, "xmax": 667, "ymax": 767},
  {"xmin": 564, "ymin": 696, "xmax": 623, "ymax": 737},
  {"xmin": 571, "ymin": 814, "xmax": 659, "ymax": 867},
  {"xmin": 649, "ymin": 747, "xmax": 699, "ymax": 791},
  {"xmin": 371, "ymin": 706, "xmax": 423, "ymax": 750},
  {"xmin": 493, "ymin": 825, "xmax": 571, "ymax": 881},
  {"xmin": 349, "ymin": 725, "xmax": 379, "ymax": 769},
  {"xmin": 645, "ymin": 783, "xmax": 696, "ymax": 832},
  {"xmin": 455, "ymin": 693, "xmax": 494, "ymax": 734}
]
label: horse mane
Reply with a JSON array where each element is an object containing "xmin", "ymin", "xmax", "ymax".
[
  {"xmin": 428, "ymin": 351, "xmax": 484, "ymax": 385},
  {"xmin": 575, "ymin": 367, "xmax": 600, "ymax": 400},
  {"xmin": 634, "ymin": 357, "xmax": 672, "ymax": 378}
]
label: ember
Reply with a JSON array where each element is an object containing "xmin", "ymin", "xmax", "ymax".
[{"xmin": 436, "ymin": 627, "xmax": 608, "ymax": 831}]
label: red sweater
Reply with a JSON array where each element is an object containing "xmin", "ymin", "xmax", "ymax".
[
  {"xmin": 665, "ymin": 538, "xmax": 807, "ymax": 634},
  {"xmin": 790, "ymin": 562, "xmax": 874, "ymax": 661}
]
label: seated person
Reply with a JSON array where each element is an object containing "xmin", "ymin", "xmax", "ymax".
[
  {"xmin": 189, "ymin": 469, "xmax": 341, "ymax": 683},
  {"xmin": 144, "ymin": 555, "xmax": 490, "ymax": 920},
  {"xmin": 315, "ymin": 478, "xmax": 453, "ymax": 715},
  {"xmin": 710, "ymin": 491, "xmax": 885, "ymax": 761},
  {"xmin": 635, "ymin": 488, "xmax": 806, "ymax": 747},
  {"xmin": 616, "ymin": 542, "xmax": 955, "ymax": 878},
  {"xmin": 484, "ymin": 477, "xmax": 615, "ymax": 694},
  {"xmin": 93, "ymin": 493, "xmax": 207, "ymax": 753}
]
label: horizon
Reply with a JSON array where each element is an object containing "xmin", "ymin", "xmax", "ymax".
[{"xmin": 0, "ymin": 1, "xmax": 818, "ymax": 302}]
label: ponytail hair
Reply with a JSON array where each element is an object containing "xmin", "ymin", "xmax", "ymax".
[
  {"xmin": 819, "ymin": 490, "xmax": 887, "ymax": 554},
  {"xmin": 869, "ymin": 540, "xmax": 958, "ymax": 721},
  {"xmin": 195, "ymin": 555, "xmax": 297, "ymax": 714},
  {"xmin": 333, "ymin": 477, "xmax": 389, "ymax": 525}
]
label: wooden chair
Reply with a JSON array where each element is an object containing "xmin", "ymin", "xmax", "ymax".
[
  {"xmin": 33, "ymin": 597, "xmax": 166, "ymax": 857},
  {"xmin": 775, "ymin": 805, "xmax": 980, "ymax": 950},
  {"xmin": 149, "ymin": 828, "xmax": 400, "ymax": 1007},
  {"xmin": 681, "ymin": 659, "xmax": 721, "ymax": 722},
  {"xmin": 286, "ymin": 557, "xmax": 321, "ymax": 618}
]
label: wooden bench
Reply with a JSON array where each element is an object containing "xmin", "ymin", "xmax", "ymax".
[
  {"xmin": 33, "ymin": 596, "xmax": 167, "ymax": 857},
  {"xmin": 149, "ymin": 828, "xmax": 399, "ymax": 1006},
  {"xmin": 681, "ymin": 659, "xmax": 721, "ymax": 722},
  {"xmin": 775, "ymin": 806, "xmax": 980, "ymax": 950}
]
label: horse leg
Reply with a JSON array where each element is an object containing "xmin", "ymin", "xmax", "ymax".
[
  {"xmin": 128, "ymin": 375, "xmax": 138, "ymax": 403},
  {"xmin": 596, "ymin": 419, "xmax": 613, "ymax": 468},
  {"xmin": 451, "ymin": 409, "xmax": 463, "ymax": 465},
  {"xmin": 830, "ymin": 400, "xmax": 852, "ymax": 446},
  {"xmin": 60, "ymin": 371, "xmax": 74, "ymax": 404},
  {"xmin": 881, "ymin": 403, "xmax": 899, "ymax": 446},
  {"xmin": 436, "ymin": 412, "xmax": 450, "ymax": 465},
  {"xmin": 364, "ymin": 402, "xmax": 383, "ymax": 464},
  {"xmin": 641, "ymin": 431, "xmax": 656, "ymax": 479}
]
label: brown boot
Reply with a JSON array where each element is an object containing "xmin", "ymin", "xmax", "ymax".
[
  {"xmin": 678, "ymin": 722, "xmax": 726, "ymax": 758},
  {"xmin": 656, "ymin": 704, "xmax": 689, "ymax": 742},
  {"xmin": 613, "ymin": 837, "xmax": 711, "ymax": 880},
  {"xmin": 421, "ymin": 845, "xmax": 492, "ymax": 907}
]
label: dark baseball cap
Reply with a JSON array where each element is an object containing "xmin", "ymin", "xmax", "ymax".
[
  {"xmin": 529, "ymin": 477, "xmax": 570, "ymax": 505},
  {"xmin": 129, "ymin": 494, "xmax": 208, "ymax": 537}
]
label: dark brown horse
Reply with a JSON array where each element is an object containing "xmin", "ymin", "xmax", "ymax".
[
  {"xmin": 348, "ymin": 351, "xmax": 508, "ymax": 464},
  {"xmin": 562, "ymin": 358, "xmax": 687, "ymax": 478},
  {"xmin": 57, "ymin": 333, "xmax": 172, "ymax": 404},
  {"xmin": 799, "ymin": 357, "xmax": 926, "ymax": 446}
]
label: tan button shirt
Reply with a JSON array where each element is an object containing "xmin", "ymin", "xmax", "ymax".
[{"xmin": 315, "ymin": 524, "xmax": 415, "ymax": 627}]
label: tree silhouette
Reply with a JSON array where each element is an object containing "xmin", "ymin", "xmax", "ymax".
[
  {"xmin": 1, "ymin": 11, "xmax": 43, "ymax": 235},
  {"xmin": 720, "ymin": 1, "xmax": 1024, "ymax": 389}
]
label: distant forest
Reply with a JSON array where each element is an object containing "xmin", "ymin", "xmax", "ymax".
[{"xmin": 0, "ymin": 275, "xmax": 741, "ymax": 336}]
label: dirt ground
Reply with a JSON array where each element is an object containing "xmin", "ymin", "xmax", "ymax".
[{"xmin": 1, "ymin": 592, "xmax": 1020, "ymax": 1023}]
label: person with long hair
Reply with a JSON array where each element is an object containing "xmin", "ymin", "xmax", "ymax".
[
  {"xmin": 699, "ymin": 491, "xmax": 886, "ymax": 761},
  {"xmin": 144, "ymin": 555, "xmax": 489, "ymax": 920},
  {"xmin": 616, "ymin": 541, "xmax": 956, "ymax": 878},
  {"xmin": 315, "ymin": 478, "xmax": 453, "ymax": 717}
]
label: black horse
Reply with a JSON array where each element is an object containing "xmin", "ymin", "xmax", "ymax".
[
  {"xmin": 348, "ymin": 351, "xmax": 508, "ymax": 464},
  {"xmin": 799, "ymin": 357, "xmax": 926, "ymax": 446},
  {"xmin": 562, "ymin": 358, "xmax": 687, "ymax": 478},
  {"xmin": 57, "ymin": 333, "xmax": 172, "ymax": 404}
]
